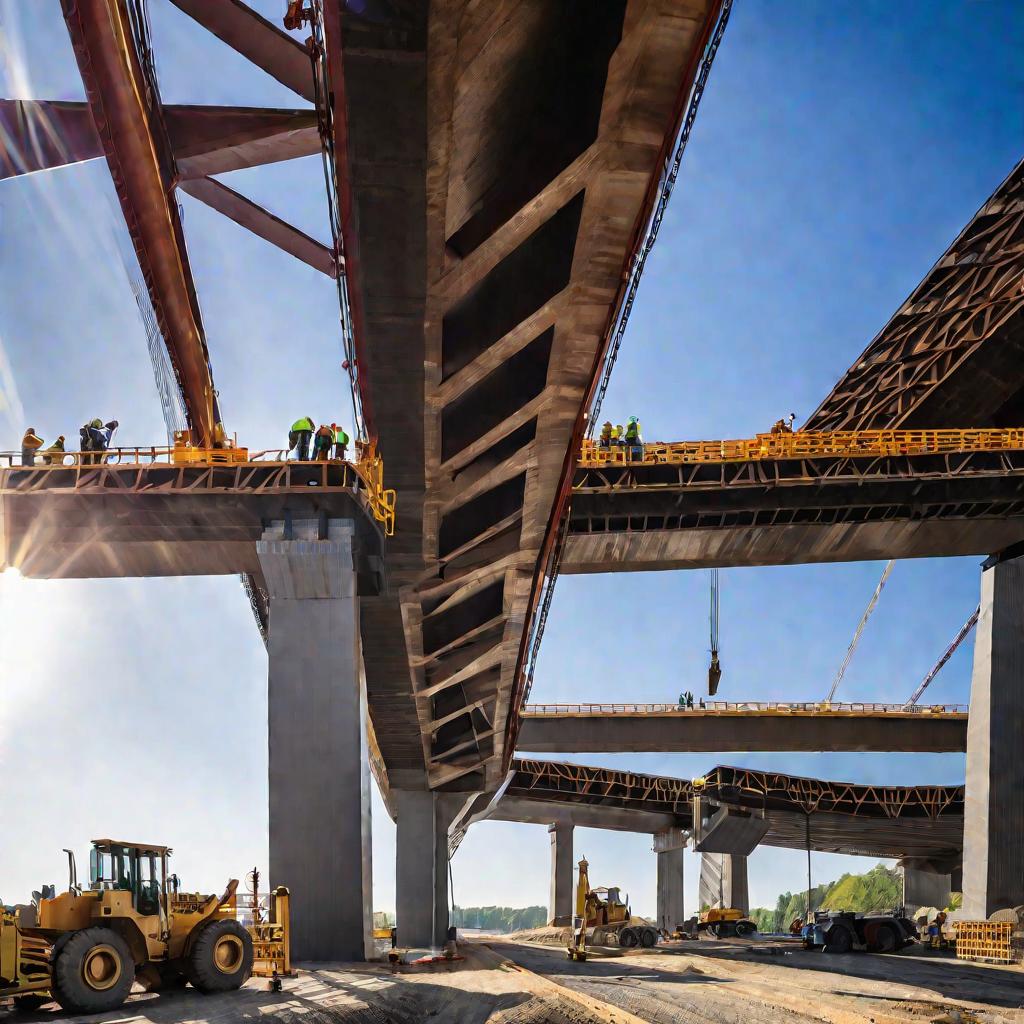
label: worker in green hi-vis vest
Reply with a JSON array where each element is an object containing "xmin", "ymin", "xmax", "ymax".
[
  {"xmin": 332, "ymin": 423, "xmax": 350, "ymax": 461},
  {"xmin": 288, "ymin": 415, "xmax": 315, "ymax": 460}
]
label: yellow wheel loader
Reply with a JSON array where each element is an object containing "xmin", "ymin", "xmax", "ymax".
[
  {"xmin": 1, "ymin": 839, "xmax": 289, "ymax": 1014},
  {"xmin": 567, "ymin": 858, "xmax": 658, "ymax": 960},
  {"xmin": 697, "ymin": 906, "xmax": 757, "ymax": 938}
]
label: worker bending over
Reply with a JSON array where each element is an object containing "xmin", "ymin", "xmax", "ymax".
[
  {"xmin": 80, "ymin": 419, "xmax": 118, "ymax": 465},
  {"xmin": 289, "ymin": 416, "xmax": 315, "ymax": 460},
  {"xmin": 42, "ymin": 435, "xmax": 66, "ymax": 465},
  {"xmin": 21, "ymin": 427, "xmax": 44, "ymax": 466},
  {"xmin": 313, "ymin": 423, "xmax": 334, "ymax": 461}
]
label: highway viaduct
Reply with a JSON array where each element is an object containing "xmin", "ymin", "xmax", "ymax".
[{"xmin": 2, "ymin": 0, "xmax": 1023, "ymax": 959}]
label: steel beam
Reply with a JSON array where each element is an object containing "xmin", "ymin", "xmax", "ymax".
[
  {"xmin": 180, "ymin": 176, "xmax": 337, "ymax": 277},
  {"xmin": 0, "ymin": 100, "xmax": 102, "ymax": 179},
  {"xmin": 167, "ymin": 0, "xmax": 315, "ymax": 102},
  {"xmin": 60, "ymin": 0, "xmax": 222, "ymax": 445}
]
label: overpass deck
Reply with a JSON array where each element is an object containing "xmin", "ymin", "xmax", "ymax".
[
  {"xmin": 565, "ymin": 438, "xmax": 1024, "ymax": 572},
  {"xmin": 517, "ymin": 701, "xmax": 967, "ymax": 754},
  {"xmin": 489, "ymin": 758, "xmax": 964, "ymax": 862}
]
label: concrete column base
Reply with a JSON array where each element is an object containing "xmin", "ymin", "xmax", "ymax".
[
  {"xmin": 699, "ymin": 852, "xmax": 749, "ymax": 914},
  {"xmin": 963, "ymin": 554, "xmax": 1024, "ymax": 917},
  {"xmin": 548, "ymin": 823, "xmax": 574, "ymax": 925},
  {"xmin": 396, "ymin": 790, "xmax": 463, "ymax": 949},
  {"xmin": 257, "ymin": 518, "xmax": 372, "ymax": 962},
  {"xmin": 903, "ymin": 867, "xmax": 951, "ymax": 915},
  {"xmin": 656, "ymin": 846, "xmax": 685, "ymax": 932}
]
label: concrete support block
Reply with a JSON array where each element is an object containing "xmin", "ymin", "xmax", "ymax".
[
  {"xmin": 548, "ymin": 823, "xmax": 574, "ymax": 925},
  {"xmin": 694, "ymin": 804, "xmax": 769, "ymax": 855},
  {"xmin": 395, "ymin": 790, "xmax": 462, "ymax": 949},
  {"xmin": 257, "ymin": 519, "xmax": 372, "ymax": 962},
  {"xmin": 699, "ymin": 852, "xmax": 749, "ymax": 914},
  {"xmin": 656, "ymin": 845, "xmax": 685, "ymax": 932},
  {"xmin": 963, "ymin": 555, "xmax": 1024, "ymax": 918},
  {"xmin": 902, "ymin": 867, "xmax": 951, "ymax": 915}
]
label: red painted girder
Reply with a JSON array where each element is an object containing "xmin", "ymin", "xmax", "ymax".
[
  {"xmin": 180, "ymin": 175, "xmax": 338, "ymax": 277},
  {"xmin": 60, "ymin": 0, "xmax": 222, "ymax": 444},
  {"xmin": 167, "ymin": 0, "xmax": 315, "ymax": 102},
  {"xmin": 1, "ymin": 99, "xmax": 318, "ymax": 181},
  {"xmin": 320, "ymin": 0, "xmax": 374, "ymax": 438}
]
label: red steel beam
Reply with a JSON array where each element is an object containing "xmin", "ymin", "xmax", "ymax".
[
  {"xmin": 320, "ymin": 0, "xmax": 374, "ymax": 438},
  {"xmin": 60, "ymin": 0, "xmax": 222, "ymax": 445},
  {"xmin": 180, "ymin": 176, "xmax": 338, "ymax": 277},
  {"xmin": 1, "ymin": 99, "xmax": 318, "ymax": 182}
]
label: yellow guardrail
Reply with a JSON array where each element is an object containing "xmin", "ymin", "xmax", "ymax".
[
  {"xmin": 523, "ymin": 701, "xmax": 967, "ymax": 716},
  {"xmin": 579, "ymin": 428, "xmax": 1024, "ymax": 467},
  {"xmin": 0, "ymin": 441, "xmax": 397, "ymax": 537}
]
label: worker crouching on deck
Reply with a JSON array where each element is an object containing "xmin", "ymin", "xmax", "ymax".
[
  {"xmin": 313, "ymin": 423, "xmax": 334, "ymax": 461},
  {"xmin": 21, "ymin": 427, "xmax": 44, "ymax": 466},
  {"xmin": 288, "ymin": 416, "xmax": 315, "ymax": 460}
]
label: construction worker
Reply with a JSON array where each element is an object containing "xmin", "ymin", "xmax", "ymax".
[
  {"xmin": 598, "ymin": 421, "xmax": 613, "ymax": 448},
  {"xmin": 84, "ymin": 419, "xmax": 118, "ymax": 464},
  {"xmin": 611, "ymin": 423, "xmax": 623, "ymax": 447},
  {"xmin": 313, "ymin": 423, "xmax": 334, "ymax": 461},
  {"xmin": 41, "ymin": 435, "xmax": 66, "ymax": 466},
  {"xmin": 770, "ymin": 413, "xmax": 796, "ymax": 435},
  {"xmin": 288, "ymin": 415, "xmax": 315, "ymax": 461},
  {"xmin": 332, "ymin": 423, "xmax": 350, "ymax": 460},
  {"xmin": 21, "ymin": 427, "xmax": 44, "ymax": 466},
  {"xmin": 625, "ymin": 416, "xmax": 642, "ymax": 459}
]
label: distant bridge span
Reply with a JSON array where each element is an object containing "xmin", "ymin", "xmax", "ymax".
[{"xmin": 517, "ymin": 702, "xmax": 968, "ymax": 754}]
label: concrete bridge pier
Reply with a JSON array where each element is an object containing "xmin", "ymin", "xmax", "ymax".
[
  {"xmin": 653, "ymin": 828, "xmax": 688, "ymax": 932},
  {"xmin": 548, "ymin": 823, "xmax": 574, "ymax": 926},
  {"xmin": 902, "ymin": 866, "xmax": 952, "ymax": 915},
  {"xmin": 963, "ymin": 553, "xmax": 1024, "ymax": 917},
  {"xmin": 257, "ymin": 518, "xmax": 372, "ymax": 962},
  {"xmin": 699, "ymin": 852, "xmax": 749, "ymax": 915},
  {"xmin": 395, "ymin": 789, "xmax": 463, "ymax": 948}
]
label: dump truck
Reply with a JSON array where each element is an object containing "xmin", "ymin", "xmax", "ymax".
[
  {"xmin": 1, "ymin": 839, "xmax": 290, "ymax": 1013},
  {"xmin": 567, "ymin": 858, "xmax": 658, "ymax": 960},
  {"xmin": 801, "ymin": 909, "xmax": 917, "ymax": 954}
]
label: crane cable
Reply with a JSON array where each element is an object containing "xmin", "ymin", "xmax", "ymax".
[
  {"xmin": 708, "ymin": 568, "xmax": 722, "ymax": 695},
  {"xmin": 824, "ymin": 560, "xmax": 895, "ymax": 703},
  {"xmin": 904, "ymin": 605, "xmax": 979, "ymax": 707}
]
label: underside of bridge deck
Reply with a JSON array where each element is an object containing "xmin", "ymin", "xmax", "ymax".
[
  {"xmin": 563, "ymin": 449, "xmax": 1024, "ymax": 572},
  {"xmin": 340, "ymin": 0, "xmax": 723, "ymax": 790}
]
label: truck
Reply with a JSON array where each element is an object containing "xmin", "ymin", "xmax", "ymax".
[{"xmin": 801, "ymin": 909, "xmax": 917, "ymax": 954}]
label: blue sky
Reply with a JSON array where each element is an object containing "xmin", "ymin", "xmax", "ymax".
[{"xmin": 1, "ymin": 1, "xmax": 1021, "ymax": 919}]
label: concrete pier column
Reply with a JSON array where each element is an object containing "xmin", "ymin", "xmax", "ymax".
[
  {"xmin": 548, "ymin": 823, "xmax": 574, "ymax": 925},
  {"xmin": 656, "ymin": 848, "xmax": 685, "ymax": 932},
  {"xmin": 395, "ymin": 790, "xmax": 461, "ymax": 948},
  {"xmin": 902, "ymin": 867, "xmax": 951, "ymax": 915},
  {"xmin": 963, "ymin": 554, "xmax": 1024, "ymax": 918},
  {"xmin": 257, "ymin": 518, "xmax": 372, "ymax": 962},
  {"xmin": 699, "ymin": 852, "xmax": 748, "ymax": 914}
]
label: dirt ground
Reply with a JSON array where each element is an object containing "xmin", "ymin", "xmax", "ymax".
[
  {"xmin": 4, "ymin": 938, "xmax": 1022, "ymax": 1024},
  {"xmin": 492, "ymin": 936, "xmax": 1024, "ymax": 1024}
]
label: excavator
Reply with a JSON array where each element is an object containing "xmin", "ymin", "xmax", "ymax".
[
  {"xmin": 1, "ymin": 839, "xmax": 290, "ymax": 1014},
  {"xmin": 567, "ymin": 858, "xmax": 659, "ymax": 961}
]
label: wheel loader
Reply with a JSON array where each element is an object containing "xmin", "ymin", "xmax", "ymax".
[
  {"xmin": 567, "ymin": 858, "xmax": 658, "ymax": 961},
  {"xmin": 695, "ymin": 906, "xmax": 757, "ymax": 938},
  {"xmin": 1, "ymin": 839, "xmax": 289, "ymax": 1014}
]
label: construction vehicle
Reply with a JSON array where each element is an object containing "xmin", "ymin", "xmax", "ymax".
[
  {"xmin": 567, "ymin": 858, "xmax": 658, "ymax": 961},
  {"xmin": 696, "ymin": 906, "xmax": 757, "ymax": 938},
  {"xmin": 801, "ymin": 909, "xmax": 917, "ymax": 954},
  {"xmin": 0, "ymin": 839, "xmax": 290, "ymax": 1014}
]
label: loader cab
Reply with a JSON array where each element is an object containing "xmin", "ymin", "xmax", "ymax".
[{"xmin": 89, "ymin": 840, "xmax": 170, "ymax": 919}]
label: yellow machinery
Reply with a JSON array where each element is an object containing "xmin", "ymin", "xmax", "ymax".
[
  {"xmin": 0, "ymin": 840, "xmax": 290, "ymax": 1013},
  {"xmin": 567, "ymin": 858, "xmax": 658, "ymax": 961},
  {"xmin": 172, "ymin": 429, "xmax": 249, "ymax": 464},
  {"xmin": 698, "ymin": 906, "xmax": 756, "ymax": 938}
]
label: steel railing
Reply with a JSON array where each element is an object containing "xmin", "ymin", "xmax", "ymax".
[
  {"xmin": 522, "ymin": 701, "xmax": 968, "ymax": 716},
  {"xmin": 579, "ymin": 428, "xmax": 1024, "ymax": 467},
  {"xmin": 1, "ymin": 442, "xmax": 396, "ymax": 536}
]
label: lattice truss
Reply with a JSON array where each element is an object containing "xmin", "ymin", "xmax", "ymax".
[{"xmin": 807, "ymin": 160, "xmax": 1024, "ymax": 431}]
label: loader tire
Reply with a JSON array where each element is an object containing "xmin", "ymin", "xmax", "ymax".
[
  {"xmin": 52, "ymin": 927, "xmax": 134, "ymax": 1013},
  {"xmin": 735, "ymin": 919, "xmax": 756, "ymax": 939},
  {"xmin": 640, "ymin": 927, "xmax": 657, "ymax": 948},
  {"xmin": 186, "ymin": 920, "xmax": 253, "ymax": 993},
  {"xmin": 619, "ymin": 927, "xmax": 639, "ymax": 948}
]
